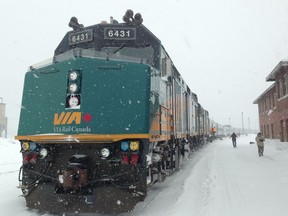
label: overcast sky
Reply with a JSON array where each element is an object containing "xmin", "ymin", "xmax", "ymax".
[{"xmin": 1, "ymin": 0, "xmax": 288, "ymax": 137}]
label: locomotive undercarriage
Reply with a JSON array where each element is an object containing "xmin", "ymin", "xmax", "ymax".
[
  {"xmin": 18, "ymin": 143, "xmax": 147, "ymax": 214},
  {"xmin": 18, "ymin": 137, "xmax": 201, "ymax": 213}
]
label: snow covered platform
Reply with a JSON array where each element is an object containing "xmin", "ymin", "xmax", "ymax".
[{"xmin": 1, "ymin": 135, "xmax": 288, "ymax": 216}]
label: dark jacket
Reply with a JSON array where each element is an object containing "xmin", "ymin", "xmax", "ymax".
[{"xmin": 231, "ymin": 133, "xmax": 237, "ymax": 141}]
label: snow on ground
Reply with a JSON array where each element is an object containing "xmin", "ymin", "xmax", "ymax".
[{"xmin": 1, "ymin": 135, "xmax": 288, "ymax": 216}]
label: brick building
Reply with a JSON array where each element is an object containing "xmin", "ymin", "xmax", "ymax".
[{"xmin": 254, "ymin": 60, "xmax": 288, "ymax": 141}]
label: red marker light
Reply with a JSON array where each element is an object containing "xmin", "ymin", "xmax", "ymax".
[
  {"xmin": 30, "ymin": 154, "xmax": 38, "ymax": 164},
  {"xmin": 130, "ymin": 154, "xmax": 139, "ymax": 166},
  {"xmin": 122, "ymin": 155, "xmax": 129, "ymax": 165},
  {"xmin": 23, "ymin": 154, "xmax": 31, "ymax": 165}
]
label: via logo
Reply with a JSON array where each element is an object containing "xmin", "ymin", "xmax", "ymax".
[
  {"xmin": 54, "ymin": 112, "xmax": 81, "ymax": 125},
  {"xmin": 53, "ymin": 112, "xmax": 93, "ymax": 125}
]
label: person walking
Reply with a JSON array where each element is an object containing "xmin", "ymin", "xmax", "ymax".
[
  {"xmin": 231, "ymin": 132, "xmax": 237, "ymax": 148},
  {"xmin": 255, "ymin": 132, "xmax": 265, "ymax": 157}
]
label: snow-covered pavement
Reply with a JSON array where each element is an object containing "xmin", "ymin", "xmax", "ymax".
[
  {"xmin": 166, "ymin": 135, "xmax": 288, "ymax": 216},
  {"xmin": 1, "ymin": 135, "xmax": 288, "ymax": 216}
]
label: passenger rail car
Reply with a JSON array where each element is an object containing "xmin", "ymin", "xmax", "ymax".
[{"xmin": 16, "ymin": 10, "xmax": 212, "ymax": 214}]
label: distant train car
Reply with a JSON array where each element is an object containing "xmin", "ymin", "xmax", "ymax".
[
  {"xmin": 16, "ymin": 10, "xmax": 212, "ymax": 214},
  {"xmin": 210, "ymin": 121, "xmax": 226, "ymax": 139}
]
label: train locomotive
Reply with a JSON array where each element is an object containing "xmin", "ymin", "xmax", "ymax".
[{"xmin": 15, "ymin": 10, "xmax": 212, "ymax": 214}]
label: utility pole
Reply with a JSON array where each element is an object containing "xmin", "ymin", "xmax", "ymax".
[
  {"xmin": 0, "ymin": 97, "xmax": 7, "ymax": 137},
  {"xmin": 248, "ymin": 117, "xmax": 250, "ymax": 134},
  {"xmin": 241, "ymin": 112, "xmax": 244, "ymax": 134},
  {"xmin": 229, "ymin": 117, "xmax": 231, "ymax": 134}
]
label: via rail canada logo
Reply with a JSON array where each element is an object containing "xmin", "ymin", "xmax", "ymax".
[{"xmin": 53, "ymin": 112, "xmax": 92, "ymax": 133}]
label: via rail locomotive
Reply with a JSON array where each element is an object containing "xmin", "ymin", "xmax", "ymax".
[{"xmin": 16, "ymin": 10, "xmax": 213, "ymax": 214}]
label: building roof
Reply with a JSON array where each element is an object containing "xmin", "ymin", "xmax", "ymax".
[
  {"xmin": 253, "ymin": 82, "xmax": 276, "ymax": 104},
  {"xmin": 254, "ymin": 59, "xmax": 288, "ymax": 104},
  {"xmin": 266, "ymin": 59, "xmax": 288, "ymax": 81}
]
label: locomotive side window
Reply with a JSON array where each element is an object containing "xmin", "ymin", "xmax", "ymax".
[
  {"xmin": 161, "ymin": 49, "xmax": 167, "ymax": 77},
  {"xmin": 161, "ymin": 59, "xmax": 167, "ymax": 77},
  {"xmin": 161, "ymin": 58, "xmax": 172, "ymax": 77},
  {"xmin": 160, "ymin": 48, "xmax": 172, "ymax": 78}
]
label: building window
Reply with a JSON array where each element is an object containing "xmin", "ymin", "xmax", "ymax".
[
  {"xmin": 261, "ymin": 102, "xmax": 264, "ymax": 113},
  {"xmin": 277, "ymin": 80, "xmax": 281, "ymax": 99},
  {"xmin": 286, "ymin": 119, "xmax": 288, "ymax": 142},
  {"xmin": 271, "ymin": 124, "xmax": 274, "ymax": 138},
  {"xmin": 282, "ymin": 77, "xmax": 287, "ymax": 96},
  {"xmin": 284, "ymin": 74, "xmax": 288, "ymax": 96},
  {"xmin": 269, "ymin": 96, "xmax": 272, "ymax": 109},
  {"xmin": 280, "ymin": 120, "xmax": 284, "ymax": 142}
]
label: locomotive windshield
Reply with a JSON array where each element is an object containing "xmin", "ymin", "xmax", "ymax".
[{"xmin": 101, "ymin": 46, "xmax": 154, "ymax": 65}]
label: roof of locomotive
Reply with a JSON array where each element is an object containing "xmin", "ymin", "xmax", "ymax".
[
  {"xmin": 54, "ymin": 11, "xmax": 161, "ymax": 56},
  {"xmin": 29, "ymin": 11, "xmax": 162, "ymax": 71}
]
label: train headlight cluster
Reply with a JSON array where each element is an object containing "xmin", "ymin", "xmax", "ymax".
[
  {"xmin": 120, "ymin": 140, "xmax": 141, "ymax": 166},
  {"xmin": 21, "ymin": 141, "xmax": 38, "ymax": 152},
  {"xmin": 21, "ymin": 141, "xmax": 48, "ymax": 164},
  {"xmin": 66, "ymin": 70, "xmax": 82, "ymax": 109}
]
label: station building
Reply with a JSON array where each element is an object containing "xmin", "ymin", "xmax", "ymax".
[
  {"xmin": 0, "ymin": 98, "xmax": 7, "ymax": 138},
  {"xmin": 254, "ymin": 60, "xmax": 288, "ymax": 141}
]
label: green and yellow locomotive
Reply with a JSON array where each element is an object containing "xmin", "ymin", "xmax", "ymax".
[{"xmin": 16, "ymin": 10, "xmax": 211, "ymax": 214}]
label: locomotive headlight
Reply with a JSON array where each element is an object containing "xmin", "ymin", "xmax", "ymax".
[
  {"xmin": 68, "ymin": 96, "xmax": 79, "ymax": 107},
  {"xmin": 22, "ymin": 142, "xmax": 30, "ymax": 151},
  {"xmin": 130, "ymin": 141, "xmax": 140, "ymax": 151},
  {"xmin": 39, "ymin": 148, "xmax": 48, "ymax": 159},
  {"xmin": 100, "ymin": 148, "xmax": 110, "ymax": 158},
  {"xmin": 69, "ymin": 83, "xmax": 78, "ymax": 93},
  {"xmin": 69, "ymin": 71, "xmax": 78, "ymax": 81}
]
